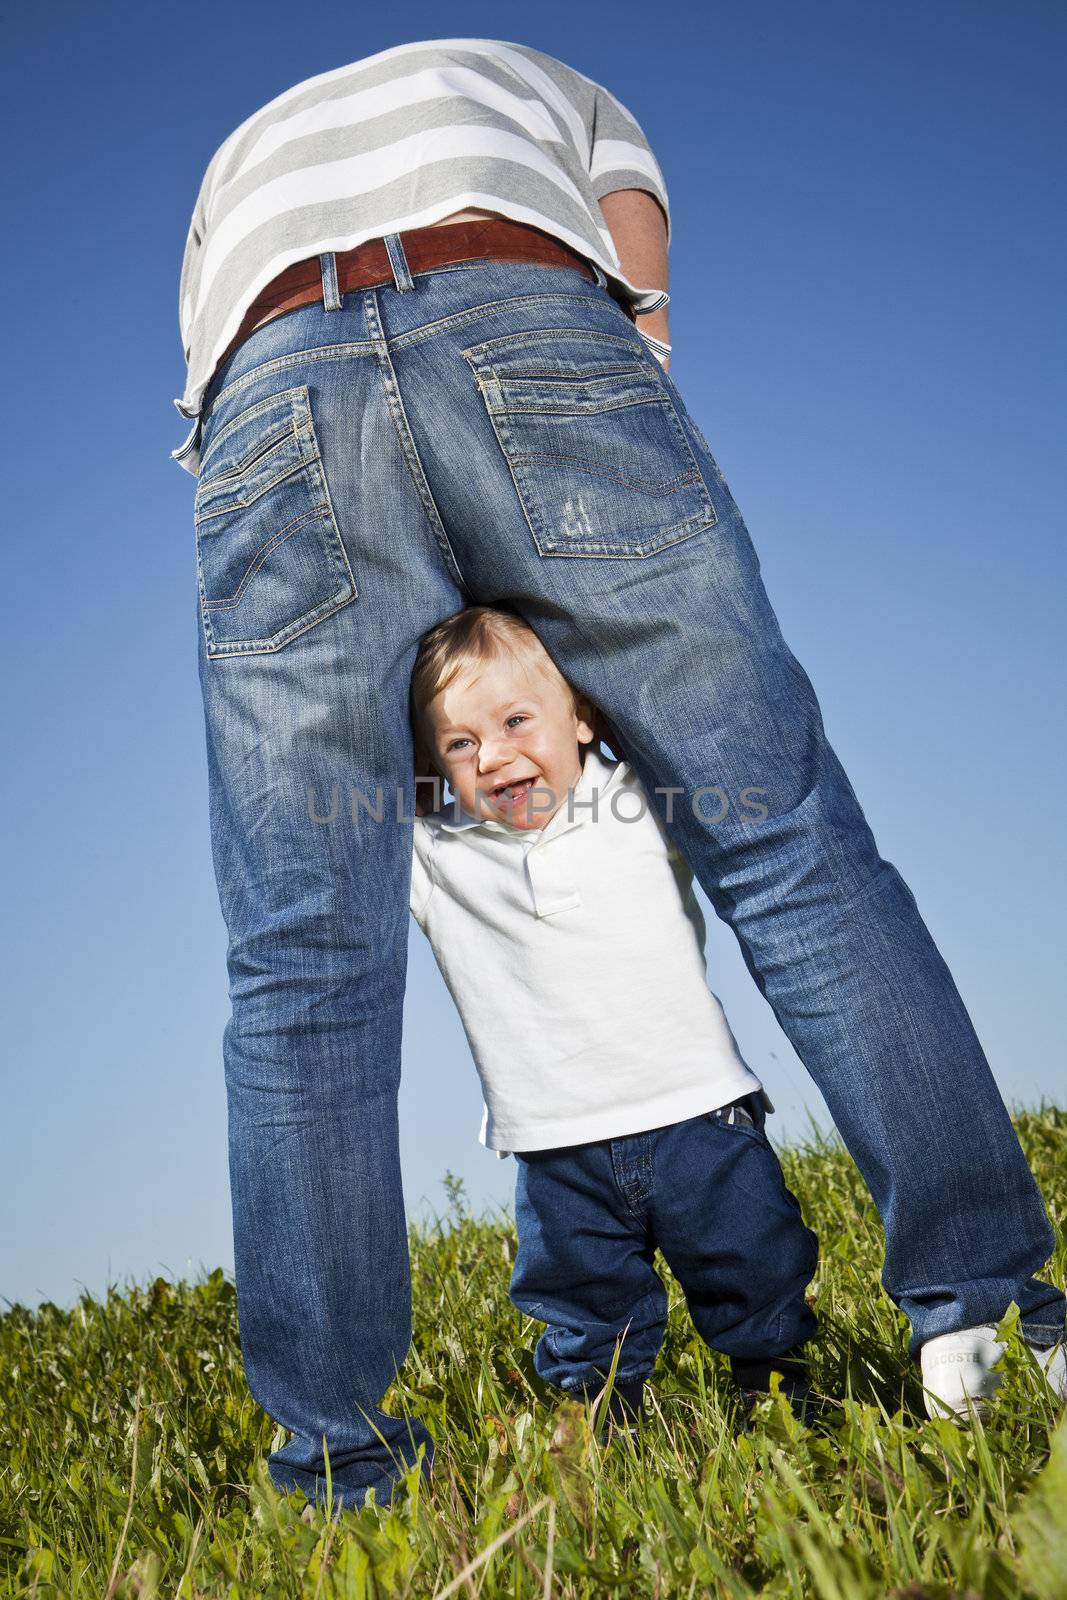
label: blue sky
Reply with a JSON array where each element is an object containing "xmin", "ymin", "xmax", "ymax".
[{"xmin": 3, "ymin": 0, "xmax": 1064, "ymax": 1310}]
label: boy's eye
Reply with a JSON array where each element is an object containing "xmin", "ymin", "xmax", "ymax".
[{"xmin": 446, "ymin": 716, "xmax": 527, "ymax": 753}]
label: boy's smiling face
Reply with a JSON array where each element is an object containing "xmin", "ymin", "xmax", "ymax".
[{"xmin": 423, "ymin": 637, "xmax": 595, "ymax": 831}]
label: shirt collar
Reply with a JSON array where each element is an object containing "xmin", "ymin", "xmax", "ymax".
[{"xmin": 430, "ymin": 745, "xmax": 627, "ymax": 840}]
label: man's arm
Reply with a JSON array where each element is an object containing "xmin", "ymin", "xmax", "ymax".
[{"xmin": 598, "ymin": 188, "xmax": 671, "ymax": 371}]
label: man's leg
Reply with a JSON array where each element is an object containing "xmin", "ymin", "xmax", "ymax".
[
  {"xmin": 193, "ymin": 268, "xmax": 467, "ymax": 1508},
  {"xmin": 398, "ymin": 272, "xmax": 1064, "ymax": 1355}
]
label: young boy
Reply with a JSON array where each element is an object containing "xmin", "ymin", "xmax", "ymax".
[{"xmin": 407, "ymin": 603, "xmax": 820, "ymax": 1426}]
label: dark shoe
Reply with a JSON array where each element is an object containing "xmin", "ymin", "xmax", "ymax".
[
  {"xmin": 731, "ymin": 1352, "xmax": 813, "ymax": 1430},
  {"xmin": 594, "ymin": 1377, "xmax": 646, "ymax": 1444}
]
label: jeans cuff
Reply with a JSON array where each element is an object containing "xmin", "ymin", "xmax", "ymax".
[
  {"xmin": 563, "ymin": 1367, "xmax": 650, "ymax": 1396},
  {"xmin": 1021, "ymin": 1320, "xmax": 1067, "ymax": 1350}
]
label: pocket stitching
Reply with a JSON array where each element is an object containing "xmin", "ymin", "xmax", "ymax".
[
  {"xmin": 197, "ymin": 384, "xmax": 313, "ymax": 477},
  {"xmin": 491, "ymin": 408, "xmax": 716, "ymax": 559},
  {"xmin": 462, "ymin": 326, "xmax": 647, "ymax": 365},
  {"xmin": 500, "ymin": 363, "xmax": 643, "ymax": 381},
  {"xmin": 195, "ymin": 449, "xmax": 318, "ymax": 520},
  {"xmin": 202, "ymin": 584, "xmax": 356, "ymax": 658},
  {"xmin": 200, "ymin": 419, "xmax": 297, "ymax": 487},
  {"xmin": 465, "ymin": 332, "xmax": 718, "ymax": 559},
  {"xmin": 195, "ymin": 386, "xmax": 358, "ymax": 659},
  {"xmin": 200, "ymin": 504, "xmax": 332, "ymax": 610},
  {"xmin": 492, "ymin": 393, "xmax": 669, "ymax": 419},
  {"xmin": 508, "ymin": 448, "xmax": 703, "ymax": 497}
]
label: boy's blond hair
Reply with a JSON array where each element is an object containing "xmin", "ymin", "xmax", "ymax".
[{"xmin": 409, "ymin": 604, "xmax": 615, "ymax": 786}]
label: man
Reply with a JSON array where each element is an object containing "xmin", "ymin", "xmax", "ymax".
[{"xmin": 174, "ymin": 38, "xmax": 1064, "ymax": 1509}]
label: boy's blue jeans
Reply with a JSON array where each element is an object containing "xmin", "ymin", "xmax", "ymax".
[
  {"xmin": 192, "ymin": 239, "xmax": 1064, "ymax": 1509},
  {"xmin": 511, "ymin": 1100, "xmax": 818, "ymax": 1395}
]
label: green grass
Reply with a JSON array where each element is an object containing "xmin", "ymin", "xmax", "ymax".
[{"xmin": 3, "ymin": 1109, "xmax": 1066, "ymax": 1599}]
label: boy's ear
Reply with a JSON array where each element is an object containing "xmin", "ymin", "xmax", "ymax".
[{"xmin": 574, "ymin": 695, "xmax": 598, "ymax": 745}]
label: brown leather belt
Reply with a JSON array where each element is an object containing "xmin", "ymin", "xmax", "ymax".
[{"xmin": 215, "ymin": 216, "xmax": 622, "ymax": 377}]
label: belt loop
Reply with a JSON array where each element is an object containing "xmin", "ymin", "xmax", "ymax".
[
  {"xmin": 383, "ymin": 232, "xmax": 415, "ymax": 293},
  {"xmin": 319, "ymin": 251, "xmax": 343, "ymax": 311},
  {"xmin": 590, "ymin": 259, "xmax": 609, "ymax": 289}
]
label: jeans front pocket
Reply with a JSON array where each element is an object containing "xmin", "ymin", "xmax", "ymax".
[
  {"xmin": 462, "ymin": 329, "xmax": 717, "ymax": 558},
  {"xmin": 194, "ymin": 385, "xmax": 357, "ymax": 659},
  {"xmin": 707, "ymin": 1095, "xmax": 768, "ymax": 1145}
]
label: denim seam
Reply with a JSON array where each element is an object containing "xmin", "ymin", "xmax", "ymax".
[
  {"xmin": 202, "ymin": 292, "xmax": 615, "ymax": 420},
  {"xmin": 505, "ymin": 448, "xmax": 701, "ymax": 494},
  {"xmin": 387, "ymin": 258, "xmax": 600, "ymax": 293},
  {"xmin": 463, "ymin": 327, "xmax": 644, "ymax": 362},
  {"xmin": 384, "ymin": 292, "xmax": 615, "ymax": 352},
  {"xmin": 363, "ymin": 291, "xmax": 468, "ymax": 593},
  {"xmin": 195, "ymin": 456, "xmax": 318, "ymax": 521},
  {"xmin": 203, "ymin": 342, "xmax": 379, "ymax": 422},
  {"xmin": 198, "ymin": 417, "xmax": 301, "ymax": 485},
  {"xmin": 198, "ymin": 385, "xmax": 314, "ymax": 478},
  {"xmin": 500, "ymin": 521, "xmax": 715, "ymax": 563},
  {"xmin": 610, "ymin": 1135, "xmax": 655, "ymax": 1216}
]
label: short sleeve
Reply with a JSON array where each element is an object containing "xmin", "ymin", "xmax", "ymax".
[
  {"xmin": 410, "ymin": 818, "xmax": 436, "ymax": 925},
  {"xmin": 178, "ymin": 186, "xmax": 209, "ymax": 360},
  {"xmin": 587, "ymin": 82, "xmax": 671, "ymax": 246}
]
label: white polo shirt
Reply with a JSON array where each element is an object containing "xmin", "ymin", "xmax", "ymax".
[{"xmin": 409, "ymin": 746, "xmax": 762, "ymax": 1152}]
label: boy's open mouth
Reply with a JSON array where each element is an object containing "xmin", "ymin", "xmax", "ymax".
[{"xmin": 490, "ymin": 776, "xmax": 538, "ymax": 805}]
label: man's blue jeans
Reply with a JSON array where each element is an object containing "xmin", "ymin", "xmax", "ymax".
[
  {"xmin": 192, "ymin": 238, "xmax": 1064, "ymax": 1508},
  {"xmin": 511, "ymin": 1100, "xmax": 819, "ymax": 1395}
]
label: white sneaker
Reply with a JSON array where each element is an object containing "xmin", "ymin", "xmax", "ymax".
[
  {"xmin": 920, "ymin": 1326, "xmax": 1004, "ymax": 1419},
  {"xmin": 920, "ymin": 1326, "xmax": 1067, "ymax": 1420},
  {"xmin": 1031, "ymin": 1339, "xmax": 1067, "ymax": 1403}
]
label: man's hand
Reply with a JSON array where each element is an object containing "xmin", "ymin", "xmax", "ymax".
[{"xmin": 598, "ymin": 188, "xmax": 670, "ymax": 367}]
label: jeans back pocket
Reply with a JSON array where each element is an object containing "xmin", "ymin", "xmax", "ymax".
[
  {"xmin": 462, "ymin": 329, "xmax": 717, "ymax": 559},
  {"xmin": 194, "ymin": 385, "xmax": 357, "ymax": 659}
]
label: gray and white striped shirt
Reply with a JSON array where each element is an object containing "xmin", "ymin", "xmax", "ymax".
[{"xmin": 172, "ymin": 38, "xmax": 672, "ymax": 474}]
